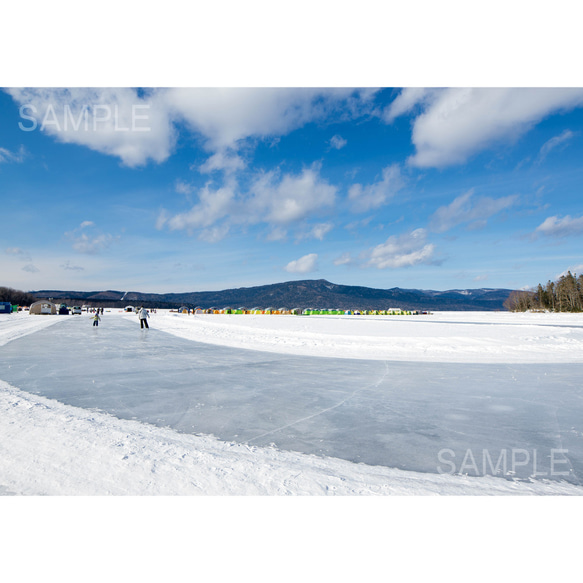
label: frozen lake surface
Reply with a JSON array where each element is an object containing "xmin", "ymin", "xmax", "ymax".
[{"xmin": 1, "ymin": 315, "xmax": 582, "ymax": 484}]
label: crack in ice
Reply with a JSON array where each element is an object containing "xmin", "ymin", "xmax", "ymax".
[{"xmin": 247, "ymin": 361, "xmax": 390, "ymax": 443}]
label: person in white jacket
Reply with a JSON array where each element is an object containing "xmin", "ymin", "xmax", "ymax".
[{"xmin": 138, "ymin": 307, "xmax": 150, "ymax": 329}]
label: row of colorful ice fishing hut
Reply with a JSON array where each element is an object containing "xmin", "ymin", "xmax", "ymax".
[{"xmin": 176, "ymin": 307, "xmax": 426, "ymax": 315}]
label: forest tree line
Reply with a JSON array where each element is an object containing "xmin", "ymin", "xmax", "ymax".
[
  {"xmin": 504, "ymin": 271, "xmax": 583, "ymax": 312},
  {"xmin": 0, "ymin": 287, "xmax": 38, "ymax": 306}
]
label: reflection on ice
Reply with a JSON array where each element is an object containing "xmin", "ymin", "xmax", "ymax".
[{"xmin": 1, "ymin": 316, "xmax": 582, "ymax": 484}]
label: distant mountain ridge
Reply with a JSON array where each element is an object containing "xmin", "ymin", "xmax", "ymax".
[{"xmin": 33, "ymin": 279, "xmax": 513, "ymax": 311}]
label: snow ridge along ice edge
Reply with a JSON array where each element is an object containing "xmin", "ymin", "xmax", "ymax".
[{"xmin": 141, "ymin": 311, "xmax": 583, "ymax": 364}]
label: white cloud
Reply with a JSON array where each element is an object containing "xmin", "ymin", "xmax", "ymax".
[
  {"xmin": 65, "ymin": 221, "xmax": 118, "ymax": 254},
  {"xmin": 334, "ymin": 252, "xmax": 353, "ymax": 266},
  {"xmin": 155, "ymin": 210, "xmax": 169, "ymax": 231},
  {"xmin": 198, "ymin": 224, "xmax": 231, "ymax": 243},
  {"xmin": 366, "ymin": 228, "xmax": 436, "ymax": 269},
  {"xmin": 248, "ymin": 165, "xmax": 336, "ymax": 225},
  {"xmin": 386, "ymin": 88, "xmax": 583, "ymax": 168},
  {"xmin": 429, "ymin": 189, "xmax": 518, "ymax": 233},
  {"xmin": 0, "ymin": 145, "xmax": 25, "ymax": 164},
  {"xmin": 474, "ymin": 274, "xmax": 488, "ymax": 282},
  {"xmin": 309, "ymin": 223, "xmax": 333, "ymax": 241},
  {"xmin": 297, "ymin": 223, "xmax": 333, "ymax": 241},
  {"xmin": 175, "ymin": 181, "xmax": 195, "ymax": 196},
  {"xmin": 556, "ymin": 264, "xmax": 583, "ymax": 279},
  {"xmin": 383, "ymin": 88, "xmax": 434, "ymax": 122},
  {"xmin": 329, "ymin": 134, "xmax": 347, "ymax": 150},
  {"xmin": 537, "ymin": 129, "xmax": 576, "ymax": 163},
  {"xmin": 71, "ymin": 233, "xmax": 116, "ymax": 254},
  {"xmin": 165, "ymin": 88, "xmax": 377, "ymax": 152},
  {"xmin": 285, "ymin": 253, "xmax": 318, "ymax": 274},
  {"xmin": 535, "ymin": 215, "xmax": 583, "ymax": 238},
  {"xmin": 266, "ymin": 227, "xmax": 287, "ymax": 242},
  {"xmin": 160, "ymin": 165, "xmax": 336, "ymax": 242},
  {"xmin": 345, "ymin": 216, "xmax": 373, "ymax": 232},
  {"xmin": 163, "ymin": 180, "xmax": 236, "ymax": 235},
  {"xmin": 6, "ymin": 88, "xmax": 379, "ymax": 170},
  {"xmin": 198, "ymin": 150, "xmax": 246, "ymax": 174},
  {"xmin": 348, "ymin": 163, "xmax": 404, "ymax": 211},
  {"xmin": 8, "ymin": 88, "xmax": 175, "ymax": 167}
]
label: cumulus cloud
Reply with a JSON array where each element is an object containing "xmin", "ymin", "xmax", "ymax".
[
  {"xmin": 366, "ymin": 228, "xmax": 436, "ymax": 269},
  {"xmin": 385, "ymin": 88, "xmax": 583, "ymax": 168},
  {"xmin": 6, "ymin": 88, "xmax": 379, "ymax": 171},
  {"xmin": 329, "ymin": 134, "xmax": 347, "ymax": 150},
  {"xmin": 198, "ymin": 150, "xmax": 246, "ymax": 174},
  {"xmin": 65, "ymin": 221, "xmax": 118, "ymax": 254},
  {"xmin": 159, "ymin": 165, "xmax": 336, "ymax": 242},
  {"xmin": 348, "ymin": 163, "xmax": 404, "ymax": 211},
  {"xmin": 535, "ymin": 215, "xmax": 583, "ymax": 238},
  {"xmin": 8, "ymin": 88, "xmax": 175, "ymax": 167},
  {"xmin": 249, "ymin": 165, "xmax": 336, "ymax": 224},
  {"xmin": 537, "ymin": 129, "xmax": 577, "ymax": 164},
  {"xmin": 383, "ymin": 88, "xmax": 434, "ymax": 123},
  {"xmin": 285, "ymin": 253, "xmax": 318, "ymax": 274},
  {"xmin": 165, "ymin": 88, "xmax": 377, "ymax": 153},
  {"xmin": 161, "ymin": 180, "xmax": 236, "ymax": 235},
  {"xmin": 429, "ymin": 189, "xmax": 518, "ymax": 233}
]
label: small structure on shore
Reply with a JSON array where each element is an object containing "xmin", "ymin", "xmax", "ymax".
[{"xmin": 29, "ymin": 301, "xmax": 57, "ymax": 315}]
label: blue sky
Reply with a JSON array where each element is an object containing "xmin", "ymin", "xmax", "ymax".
[{"xmin": 1, "ymin": 87, "xmax": 583, "ymax": 293}]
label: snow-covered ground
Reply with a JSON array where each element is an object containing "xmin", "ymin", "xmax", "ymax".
[
  {"xmin": 0, "ymin": 310, "xmax": 63, "ymax": 347},
  {"xmin": 147, "ymin": 310, "xmax": 583, "ymax": 363},
  {"xmin": 1, "ymin": 310, "xmax": 582, "ymax": 495}
]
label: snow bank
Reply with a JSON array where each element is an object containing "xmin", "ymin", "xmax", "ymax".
[
  {"xmin": 143, "ymin": 310, "xmax": 583, "ymax": 364},
  {"xmin": 0, "ymin": 312, "xmax": 65, "ymax": 347}
]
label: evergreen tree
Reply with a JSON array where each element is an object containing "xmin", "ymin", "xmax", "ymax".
[{"xmin": 519, "ymin": 272, "xmax": 583, "ymax": 313}]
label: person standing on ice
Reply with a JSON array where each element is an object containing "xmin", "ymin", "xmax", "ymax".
[
  {"xmin": 92, "ymin": 312, "xmax": 101, "ymax": 327},
  {"xmin": 138, "ymin": 307, "xmax": 150, "ymax": 329}
]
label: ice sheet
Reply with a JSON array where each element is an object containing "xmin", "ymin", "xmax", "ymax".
[{"xmin": 1, "ymin": 315, "xmax": 582, "ymax": 483}]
